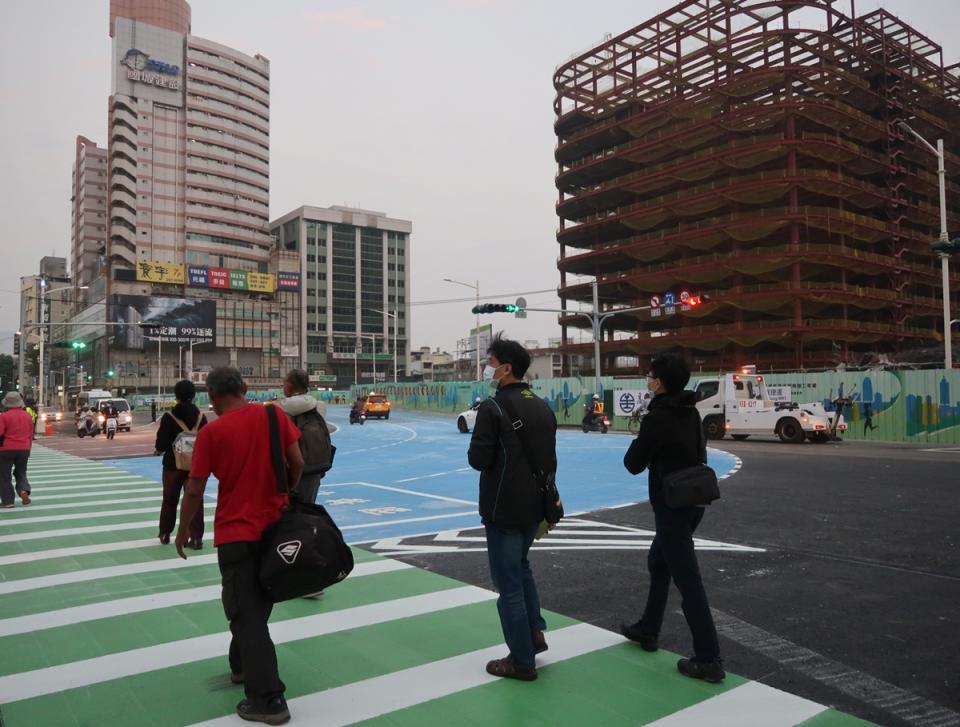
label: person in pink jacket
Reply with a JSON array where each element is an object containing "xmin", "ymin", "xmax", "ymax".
[{"xmin": 0, "ymin": 392, "xmax": 34, "ymax": 508}]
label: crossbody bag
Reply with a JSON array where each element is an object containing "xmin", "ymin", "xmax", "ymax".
[{"xmin": 661, "ymin": 416, "xmax": 721, "ymax": 509}]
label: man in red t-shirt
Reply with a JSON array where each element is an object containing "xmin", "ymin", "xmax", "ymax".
[{"xmin": 176, "ymin": 367, "xmax": 303, "ymax": 725}]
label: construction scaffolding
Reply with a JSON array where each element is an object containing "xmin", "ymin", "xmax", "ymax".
[{"xmin": 554, "ymin": 0, "xmax": 960, "ymax": 372}]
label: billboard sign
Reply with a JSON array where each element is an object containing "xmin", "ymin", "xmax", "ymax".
[
  {"xmin": 111, "ymin": 295, "xmax": 216, "ymax": 350},
  {"xmin": 277, "ymin": 272, "xmax": 301, "ymax": 291},
  {"xmin": 137, "ymin": 261, "xmax": 186, "ymax": 285}
]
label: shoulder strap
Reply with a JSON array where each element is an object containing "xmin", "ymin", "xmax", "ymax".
[
  {"xmin": 496, "ymin": 393, "xmax": 545, "ymax": 476},
  {"xmin": 266, "ymin": 404, "xmax": 288, "ymax": 494},
  {"xmin": 169, "ymin": 414, "xmax": 189, "ymax": 433}
]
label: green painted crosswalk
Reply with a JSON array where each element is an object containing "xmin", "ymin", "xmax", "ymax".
[{"xmin": 0, "ymin": 446, "xmax": 876, "ymax": 726}]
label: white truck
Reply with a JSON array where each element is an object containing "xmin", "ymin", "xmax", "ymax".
[{"xmin": 693, "ymin": 373, "xmax": 845, "ymax": 443}]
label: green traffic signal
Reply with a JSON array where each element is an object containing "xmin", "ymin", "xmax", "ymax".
[
  {"xmin": 472, "ymin": 303, "xmax": 521, "ymax": 314},
  {"xmin": 106, "ymin": 369, "xmax": 115, "ymax": 377},
  {"xmin": 71, "ymin": 341, "xmax": 87, "ymax": 350}
]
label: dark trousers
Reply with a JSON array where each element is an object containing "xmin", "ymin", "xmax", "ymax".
[
  {"xmin": 218, "ymin": 541, "xmax": 285, "ymax": 705},
  {"xmin": 0, "ymin": 450, "xmax": 31, "ymax": 506},
  {"xmin": 159, "ymin": 470, "xmax": 204, "ymax": 541},
  {"xmin": 640, "ymin": 506, "xmax": 721, "ymax": 661},
  {"xmin": 485, "ymin": 523, "xmax": 547, "ymax": 668}
]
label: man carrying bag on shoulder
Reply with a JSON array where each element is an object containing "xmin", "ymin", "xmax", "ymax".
[
  {"xmin": 175, "ymin": 367, "xmax": 303, "ymax": 725},
  {"xmin": 468, "ymin": 335, "xmax": 559, "ymax": 682}
]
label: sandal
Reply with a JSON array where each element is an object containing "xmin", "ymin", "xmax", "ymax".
[{"xmin": 485, "ymin": 657, "xmax": 537, "ymax": 681}]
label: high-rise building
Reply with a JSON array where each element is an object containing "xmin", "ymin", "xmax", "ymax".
[
  {"xmin": 66, "ymin": 0, "xmax": 287, "ymax": 394},
  {"xmin": 270, "ymin": 206, "xmax": 412, "ymax": 388},
  {"xmin": 70, "ymin": 136, "xmax": 108, "ymax": 298},
  {"xmin": 17, "ymin": 258, "xmax": 73, "ymax": 404},
  {"xmin": 553, "ymin": 0, "xmax": 960, "ymax": 373}
]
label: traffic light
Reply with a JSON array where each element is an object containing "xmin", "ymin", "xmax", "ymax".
[
  {"xmin": 106, "ymin": 369, "xmax": 115, "ymax": 377},
  {"xmin": 931, "ymin": 238, "xmax": 960, "ymax": 254},
  {"xmin": 71, "ymin": 341, "xmax": 87, "ymax": 350},
  {"xmin": 15, "ymin": 376, "xmax": 20, "ymax": 390},
  {"xmin": 472, "ymin": 303, "xmax": 520, "ymax": 314}
]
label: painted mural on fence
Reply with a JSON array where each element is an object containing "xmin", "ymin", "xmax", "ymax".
[{"xmin": 356, "ymin": 368, "xmax": 960, "ymax": 445}]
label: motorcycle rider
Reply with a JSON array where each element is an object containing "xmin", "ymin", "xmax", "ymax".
[
  {"xmin": 349, "ymin": 396, "xmax": 366, "ymax": 424},
  {"xmin": 77, "ymin": 406, "xmax": 98, "ymax": 437},
  {"xmin": 582, "ymin": 394, "xmax": 604, "ymax": 429}
]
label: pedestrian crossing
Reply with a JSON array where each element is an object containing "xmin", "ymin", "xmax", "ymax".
[{"xmin": 0, "ymin": 446, "xmax": 876, "ymax": 726}]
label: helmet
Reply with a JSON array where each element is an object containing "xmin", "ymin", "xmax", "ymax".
[{"xmin": 592, "ymin": 394, "xmax": 600, "ymax": 400}]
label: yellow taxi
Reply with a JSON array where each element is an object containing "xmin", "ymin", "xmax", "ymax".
[{"xmin": 364, "ymin": 393, "xmax": 392, "ymax": 420}]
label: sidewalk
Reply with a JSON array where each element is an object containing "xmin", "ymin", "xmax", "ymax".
[{"xmin": 0, "ymin": 447, "xmax": 875, "ymax": 726}]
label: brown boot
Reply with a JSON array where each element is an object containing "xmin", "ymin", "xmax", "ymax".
[{"xmin": 532, "ymin": 630, "xmax": 548, "ymax": 654}]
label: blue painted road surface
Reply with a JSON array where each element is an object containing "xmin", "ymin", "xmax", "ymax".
[{"xmin": 106, "ymin": 406, "xmax": 739, "ymax": 544}]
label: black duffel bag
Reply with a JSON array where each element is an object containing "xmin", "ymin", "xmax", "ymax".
[
  {"xmin": 259, "ymin": 405, "xmax": 353, "ymax": 603},
  {"xmin": 662, "ymin": 418, "xmax": 721, "ymax": 509}
]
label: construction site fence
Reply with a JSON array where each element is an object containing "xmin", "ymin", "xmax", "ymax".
[{"xmin": 351, "ymin": 369, "xmax": 960, "ymax": 446}]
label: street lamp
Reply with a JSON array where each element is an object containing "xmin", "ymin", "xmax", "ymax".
[
  {"xmin": 35, "ymin": 284, "xmax": 87, "ymax": 432},
  {"xmin": 897, "ymin": 121, "xmax": 953, "ymax": 369},
  {"xmin": 370, "ymin": 308, "xmax": 398, "ymax": 383},
  {"xmin": 357, "ymin": 333, "xmax": 382, "ymax": 386},
  {"xmin": 443, "ymin": 278, "xmax": 481, "ymax": 379}
]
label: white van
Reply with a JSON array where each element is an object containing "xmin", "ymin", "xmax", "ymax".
[
  {"xmin": 95, "ymin": 398, "xmax": 134, "ymax": 432},
  {"xmin": 76, "ymin": 389, "xmax": 113, "ymax": 418}
]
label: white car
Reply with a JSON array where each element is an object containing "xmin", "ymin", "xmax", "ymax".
[{"xmin": 457, "ymin": 406, "xmax": 480, "ymax": 433}]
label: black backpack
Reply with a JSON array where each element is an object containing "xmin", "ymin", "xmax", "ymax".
[{"xmin": 293, "ymin": 408, "xmax": 335, "ymax": 476}]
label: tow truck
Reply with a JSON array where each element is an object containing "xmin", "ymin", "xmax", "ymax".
[{"xmin": 693, "ymin": 368, "xmax": 845, "ymax": 443}]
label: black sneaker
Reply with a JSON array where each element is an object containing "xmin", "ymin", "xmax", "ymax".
[
  {"xmin": 677, "ymin": 657, "xmax": 725, "ymax": 683},
  {"xmin": 230, "ymin": 672, "xmax": 244, "ymax": 685},
  {"xmin": 237, "ymin": 697, "xmax": 290, "ymax": 725},
  {"xmin": 620, "ymin": 622, "xmax": 659, "ymax": 652}
]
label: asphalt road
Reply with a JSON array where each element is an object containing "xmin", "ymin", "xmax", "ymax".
[{"xmin": 370, "ymin": 437, "xmax": 960, "ymax": 727}]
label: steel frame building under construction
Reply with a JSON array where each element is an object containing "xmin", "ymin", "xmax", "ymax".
[{"xmin": 554, "ymin": 0, "xmax": 960, "ymax": 373}]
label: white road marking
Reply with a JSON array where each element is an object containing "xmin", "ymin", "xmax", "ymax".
[
  {"xmin": 0, "ymin": 515, "xmax": 214, "ymax": 544},
  {"xmin": 0, "ymin": 500, "xmax": 215, "ymax": 526},
  {"xmin": 0, "ymin": 586, "xmax": 494, "ymax": 703},
  {"xmin": 354, "ymin": 481, "xmax": 476, "ymax": 506},
  {"xmin": 0, "ymin": 560, "xmax": 412, "ymax": 637},
  {"xmin": 0, "ymin": 538, "xmax": 161, "ymax": 566},
  {"xmin": 644, "ymin": 680, "xmax": 826, "ymax": 726},
  {"xmin": 21, "ymin": 487, "xmax": 159, "ymax": 501},
  {"xmin": 187, "ymin": 623, "xmax": 624, "ymax": 727}
]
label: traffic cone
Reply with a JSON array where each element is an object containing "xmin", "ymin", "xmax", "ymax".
[{"xmin": 45, "ymin": 420, "xmax": 53, "ymax": 436}]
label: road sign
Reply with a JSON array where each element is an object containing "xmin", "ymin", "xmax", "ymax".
[{"xmin": 649, "ymin": 295, "xmax": 661, "ymax": 309}]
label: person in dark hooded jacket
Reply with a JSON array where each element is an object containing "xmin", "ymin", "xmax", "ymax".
[
  {"xmin": 155, "ymin": 379, "xmax": 207, "ymax": 548},
  {"xmin": 621, "ymin": 353, "xmax": 725, "ymax": 683}
]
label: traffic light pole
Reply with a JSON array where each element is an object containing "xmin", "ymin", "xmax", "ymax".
[{"xmin": 520, "ymin": 281, "xmax": 652, "ymax": 396}]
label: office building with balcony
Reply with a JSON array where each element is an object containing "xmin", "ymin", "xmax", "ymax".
[
  {"xmin": 270, "ymin": 205, "xmax": 412, "ymax": 389},
  {"xmin": 66, "ymin": 0, "xmax": 292, "ymax": 393}
]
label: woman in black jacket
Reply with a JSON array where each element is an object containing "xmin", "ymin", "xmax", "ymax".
[
  {"xmin": 154, "ymin": 380, "xmax": 207, "ymax": 548},
  {"xmin": 621, "ymin": 353, "xmax": 724, "ymax": 683}
]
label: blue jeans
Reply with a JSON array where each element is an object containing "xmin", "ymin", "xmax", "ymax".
[{"xmin": 485, "ymin": 523, "xmax": 547, "ymax": 668}]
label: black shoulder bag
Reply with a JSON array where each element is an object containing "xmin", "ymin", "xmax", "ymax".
[
  {"xmin": 661, "ymin": 416, "xmax": 721, "ymax": 509},
  {"xmin": 259, "ymin": 404, "xmax": 354, "ymax": 603},
  {"xmin": 496, "ymin": 395, "xmax": 564, "ymax": 525}
]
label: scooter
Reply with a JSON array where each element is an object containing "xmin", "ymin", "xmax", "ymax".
[
  {"xmin": 349, "ymin": 409, "xmax": 366, "ymax": 425},
  {"xmin": 581, "ymin": 413, "xmax": 610, "ymax": 434},
  {"xmin": 105, "ymin": 416, "xmax": 118, "ymax": 440},
  {"xmin": 77, "ymin": 415, "xmax": 99, "ymax": 438}
]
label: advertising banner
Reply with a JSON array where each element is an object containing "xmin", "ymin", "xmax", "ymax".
[
  {"xmin": 277, "ymin": 272, "xmax": 301, "ymax": 291},
  {"xmin": 136, "ymin": 261, "xmax": 185, "ymax": 285},
  {"xmin": 209, "ymin": 268, "xmax": 230, "ymax": 289},
  {"xmin": 229, "ymin": 270, "xmax": 249, "ymax": 290},
  {"xmin": 614, "ymin": 389, "xmax": 652, "ymax": 417},
  {"xmin": 188, "ymin": 266, "xmax": 209, "ymax": 287},
  {"xmin": 247, "ymin": 272, "xmax": 276, "ymax": 293},
  {"xmin": 111, "ymin": 295, "xmax": 216, "ymax": 350}
]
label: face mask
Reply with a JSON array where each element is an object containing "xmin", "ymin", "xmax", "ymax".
[{"xmin": 483, "ymin": 364, "xmax": 500, "ymax": 389}]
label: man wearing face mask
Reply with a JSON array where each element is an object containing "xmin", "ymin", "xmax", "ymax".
[
  {"xmin": 468, "ymin": 335, "xmax": 556, "ymax": 682},
  {"xmin": 621, "ymin": 352, "xmax": 724, "ymax": 683}
]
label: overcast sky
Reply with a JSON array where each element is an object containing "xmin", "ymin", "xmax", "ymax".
[{"xmin": 2, "ymin": 0, "xmax": 958, "ymax": 356}]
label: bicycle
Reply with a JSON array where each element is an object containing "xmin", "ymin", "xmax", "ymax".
[{"xmin": 627, "ymin": 407, "xmax": 647, "ymax": 435}]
